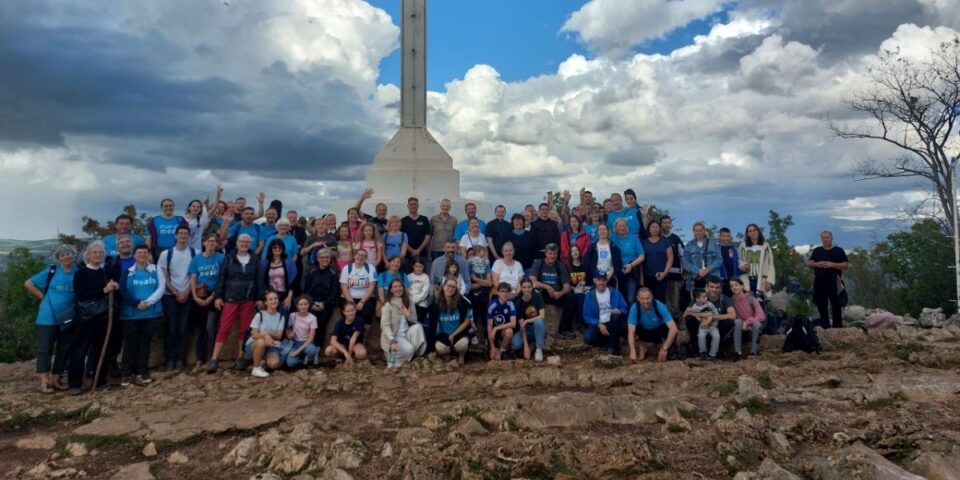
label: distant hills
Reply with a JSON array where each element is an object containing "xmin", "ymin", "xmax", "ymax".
[{"xmin": 0, "ymin": 239, "xmax": 63, "ymax": 271}]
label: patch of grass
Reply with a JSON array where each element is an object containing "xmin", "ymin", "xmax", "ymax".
[
  {"xmin": 149, "ymin": 463, "xmax": 161, "ymax": 478},
  {"xmin": 713, "ymin": 380, "xmax": 737, "ymax": 397},
  {"xmin": 864, "ymin": 393, "xmax": 905, "ymax": 410},
  {"xmin": 723, "ymin": 445, "xmax": 760, "ymax": 473},
  {"xmin": 757, "ymin": 372, "xmax": 773, "ymax": 390},
  {"xmin": 68, "ymin": 434, "xmax": 139, "ymax": 451},
  {"xmin": 667, "ymin": 424, "xmax": 687, "ymax": 433},
  {"xmin": 736, "ymin": 399, "xmax": 774, "ymax": 415},
  {"xmin": 2, "ymin": 403, "xmax": 98, "ymax": 430},
  {"xmin": 547, "ymin": 452, "xmax": 577, "ymax": 477},
  {"xmin": 893, "ymin": 343, "xmax": 927, "ymax": 362}
]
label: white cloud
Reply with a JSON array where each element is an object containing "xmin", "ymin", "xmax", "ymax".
[{"xmin": 562, "ymin": 0, "xmax": 726, "ymax": 56}]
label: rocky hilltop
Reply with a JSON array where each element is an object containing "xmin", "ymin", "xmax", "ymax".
[{"xmin": 1, "ymin": 321, "xmax": 959, "ymax": 479}]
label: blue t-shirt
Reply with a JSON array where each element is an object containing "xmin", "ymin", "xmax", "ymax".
[
  {"xmin": 265, "ymin": 234, "xmax": 298, "ymax": 260},
  {"xmin": 122, "ymin": 265, "xmax": 163, "ymax": 320},
  {"xmin": 378, "ymin": 270, "xmax": 409, "ymax": 297},
  {"xmin": 150, "ymin": 216, "xmax": 185, "ymax": 251},
  {"xmin": 454, "ymin": 218, "xmax": 487, "ymax": 242},
  {"xmin": 188, "ymin": 252, "xmax": 224, "ymax": 291},
  {"xmin": 641, "ymin": 237, "xmax": 672, "ymax": 275},
  {"xmin": 583, "ymin": 224, "xmax": 599, "ymax": 244},
  {"xmin": 381, "ymin": 232, "xmax": 408, "ymax": 260},
  {"xmin": 606, "ymin": 208, "xmax": 641, "ymax": 237},
  {"xmin": 260, "ymin": 223, "xmax": 278, "ymax": 240},
  {"xmin": 627, "ymin": 301, "xmax": 673, "ymax": 329},
  {"xmin": 612, "ymin": 234, "xmax": 645, "ymax": 263},
  {"xmin": 102, "ymin": 234, "xmax": 146, "ymax": 258},
  {"xmin": 31, "ymin": 266, "xmax": 76, "ymax": 326},
  {"xmin": 486, "ymin": 297, "xmax": 517, "ymax": 327},
  {"xmin": 228, "ymin": 222, "xmax": 262, "ymax": 249},
  {"xmin": 436, "ymin": 306, "xmax": 471, "ymax": 336}
]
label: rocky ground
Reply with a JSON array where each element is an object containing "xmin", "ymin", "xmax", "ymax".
[{"xmin": 2, "ymin": 319, "xmax": 960, "ymax": 479}]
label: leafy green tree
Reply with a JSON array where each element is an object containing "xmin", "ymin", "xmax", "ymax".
[
  {"xmin": 767, "ymin": 210, "xmax": 808, "ymax": 289},
  {"xmin": 844, "ymin": 244, "xmax": 905, "ymax": 313},
  {"xmin": 880, "ymin": 219, "xmax": 955, "ymax": 316},
  {"xmin": 0, "ymin": 247, "xmax": 46, "ymax": 362}
]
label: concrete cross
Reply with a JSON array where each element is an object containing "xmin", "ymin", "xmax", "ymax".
[{"xmin": 401, "ymin": 0, "xmax": 427, "ymax": 128}]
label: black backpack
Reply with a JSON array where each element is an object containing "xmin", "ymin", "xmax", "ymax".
[{"xmin": 782, "ymin": 316, "xmax": 821, "ymax": 353}]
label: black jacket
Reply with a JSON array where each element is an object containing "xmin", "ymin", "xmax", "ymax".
[
  {"xmin": 304, "ymin": 266, "xmax": 340, "ymax": 309},
  {"xmin": 529, "ymin": 218, "xmax": 560, "ymax": 259},
  {"xmin": 215, "ymin": 253, "xmax": 264, "ymax": 302}
]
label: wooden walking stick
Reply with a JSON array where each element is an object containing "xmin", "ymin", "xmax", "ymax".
[{"xmin": 92, "ymin": 291, "xmax": 114, "ymax": 392}]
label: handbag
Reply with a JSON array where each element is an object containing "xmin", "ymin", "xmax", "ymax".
[
  {"xmin": 837, "ymin": 276, "xmax": 849, "ymax": 308},
  {"xmin": 76, "ymin": 268, "xmax": 109, "ymax": 322}
]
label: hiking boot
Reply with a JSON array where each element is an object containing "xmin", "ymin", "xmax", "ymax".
[{"xmin": 205, "ymin": 359, "xmax": 219, "ymax": 374}]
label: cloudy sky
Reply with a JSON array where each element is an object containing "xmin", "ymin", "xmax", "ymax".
[{"xmin": 2, "ymin": 0, "xmax": 959, "ymax": 245}]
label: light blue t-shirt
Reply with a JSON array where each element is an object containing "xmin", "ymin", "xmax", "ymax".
[
  {"xmin": 122, "ymin": 265, "xmax": 163, "ymax": 320},
  {"xmin": 378, "ymin": 270, "xmax": 409, "ymax": 297},
  {"xmin": 260, "ymin": 223, "xmax": 278, "ymax": 240},
  {"xmin": 31, "ymin": 265, "xmax": 76, "ymax": 326},
  {"xmin": 188, "ymin": 252, "xmax": 224, "ymax": 291},
  {"xmin": 150, "ymin": 216, "xmax": 185, "ymax": 251},
  {"xmin": 102, "ymin": 233, "xmax": 146, "ymax": 258},
  {"xmin": 381, "ymin": 232, "xmax": 408, "ymax": 260},
  {"xmin": 437, "ymin": 306, "xmax": 472, "ymax": 336},
  {"xmin": 583, "ymin": 224, "xmax": 599, "ymax": 244},
  {"xmin": 265, "ymin": 234, "xmax": 298, "ymax": 260},
  {"xmin": 612, "ymin": 234, "xmax": 645, "ymax": 263},
  {"xmin": 607, "ymin": 208, "xmax": 641, "ymax": 237},
  {"xmin": 228, "ymin": 222, "xmax": 262, "ymax": 249},
  {"xmin": 454, "ymin": 218, "xmax": 487, "ymax": 242},
  {"xmin": 627, "ymin": 301, "xmax": 674, "ymax": 329}
]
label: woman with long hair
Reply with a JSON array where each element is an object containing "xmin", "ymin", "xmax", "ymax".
[
  {"xmin": 354, "ymin": 223, "xmax": 383, "ymax": 271},
  {"xmin": 430, "ymin": 277, "xmax": 472, "ymax": 366},
  {"xmin": 738, "ymin": 223, "xmax": 776, "ymax": 296},
  {"xmin": 184, "ymin": 198, "xmax": 211, "ymax": 251},
  {"xmin": 641, "ymin": 221, "xmax": 673, "ymax": 304},
  {"xmin": 261, "ymin": 238, "xmax": 297, "ymax": 312},
  {"xmin": 335, "ymin": 224, "xmax": 354, "ymax": 271},
  {"xmin": 560, "ymin": 214, "xmax": 589, "ymax": 264},
  {"xmin": 380, "ymin": 279, "xmax": 426, "ymax": 367}
]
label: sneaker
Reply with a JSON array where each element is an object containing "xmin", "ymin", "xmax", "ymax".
[
  {"xmin": 709, "ymin": 355, "xmax": 718, "ymax": 362},
  {"xmin": 470, "ymin": 336, "xmax": 479, "ymax": 346},
  {"xmin": 607, "ymin": 347, "xmax": 622, "ymax": 356},
  {"xmin": 700, "ymin": 352, "xmax": 709, "ymax": 361},
  {"xmin": 235, "ymin": 358, "xmax": 248, "ymax": 371},
  {"xmin": 205, "ymin": 359, "xmax": 219, "ymax": 374},
  {"xmin": 175, "ymin": 360, "xmax": 185, "ymax": 370},
  {"xmin": 165, "ymin": 361, "xmax": 175, "ymax": 371},
  {"xmin": 732, "ymin": 353, "xmax": 743, "ymax": 363},
  {"xmin": 555, "ymin": 331, "xmax": 576, "ymax": 340},
  {"xmin": 251, "ymin": 366, "xmax": 270, "ymax": 378},
  {"xmin": 534, "ymin": 349, "xmax": 544, "ymax": 362},
  {"xmin": 68, "ymin": 388, "xmax": 83, "ymax": 396},
  {"xmin": 135, "ymin": 375, "xmax": 153, "ymax": 386},
  {"xmin": 121, "ymin": 377, "xmax": 133, "ymax": 388}
]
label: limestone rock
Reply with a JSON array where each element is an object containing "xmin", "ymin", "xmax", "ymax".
[
  {"xmin": 249, "ymin": 474, "xmax": 281, "ymax": 480},
  {"xmin": 756, "ymin": 458, "xmax": 802, "ymax": 480},
  {"xmin": 318, "ymin": 436, "xmax": 367, "ymax": 470},
  {"xmin": 322, "ymin": 468, "xmax": 355, "ymax": 480},
  {"xmin": 865, "ymin": 309, "xmax": 898, "ymax": 331},
  {"xmin": 767, "ymin": 431, "xmax": 793, "ymax": 457},
  {"xmin": 167, "ymin": 451, "xmax": 188, "ymax": 464},
  {"xmin": 142, "ymin": 442, "xmax": 157, "ymax": 458},
  {"xmin": 395, "ymin": 427, "xmax": 434, "ymax": 447},
  {"xmin": 546, "ymin": 355, "xmax": 561, "ymax": 366},
  {"xmin": 15, "ymin": 434, "xmax": 56, "ymax": 450},
  {"xmin": 909, "ymin": 451, "xmax": 960, "ymax": 480},
  {"xmin": 919, "ymin": 308, "xmax": 946, "ymax": 328},
  {"xmin": 843, "ymin": 305, "xmax": 866, "ymax": 324},
  {"xmin": 110, "ymin": 462, "xmax": 155, "ymax": 480},
  {"xmin": 591, "ymin": 354, "xmax": 622, "ymax": 368},
  {"xmin": 807, "ymin": 442, "xmax": 925, "ymax": 480},
  {"xmin": 66, "ymin": 442, "xmax": 88, "ymax": 457},
  {"xmin": 448, "ymin": 417, "xmax": 489, "ymax": 441},
  {"xmin": 735, "ymin": 375, "xmax": 769, "ymax": 404},
  {"xmin": 268, "ymin": 444, "xmax": 310, "ymax": 474},
  {"xmin": 223, "ymin": 437, "xmax": 258, "ymax": 467},
  {"xmin": 381, "ymin": 443, "xmax": 394, "ymax": 457}
]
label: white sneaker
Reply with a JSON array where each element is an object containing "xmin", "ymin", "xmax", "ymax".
[
  {"xmin": 534, "ymin": 349, "xmax": 544, "ymax": 362},
  {"xmin": 251, "ymin": 366, "xmax": 270, "ymax": 378},
  {"xmin": 470, "ymin": 336, "xmax": 479, "ymax": 346}
]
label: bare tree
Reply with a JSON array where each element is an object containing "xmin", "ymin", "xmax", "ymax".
[{"xmin": 829, "ymin": 37, "xmax": 960, "ymax": 234}]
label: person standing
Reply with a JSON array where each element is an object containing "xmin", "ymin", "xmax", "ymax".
[
  {"xmin": 146, "ymin": 199, "xmax": 188, "ymax": 258},
  {"xmin": 453, "ymin": 202, "xmax": 486, "ymax": 241},
  {"xmin": 119, "ymin": 245, "xmax": 165, "ymax": 387},
  {"xmin": 738, "ymin": 223, "xmax": 776, "ymax": 297},
  {"xmin": 717, "ymin": 228, "xmax": 743, "ymax": 297},
  {"xmin": 529, "ymin": 203, "xmax": 560, "ymax": 260},
  {"xmin": 641, "ymin": 221, "xmax": 674, "ymax": 304},
  {"xmin": 401, "ymin": 197, "xmax": 432, "ymax": 271},
  {"xmin": 682, "ymin": 222, "xmax": 721, "ymax": 292},
  {"xmin": 660, "ymin": 216, "xmax": 685, "ymax": 315},
  {"xmin": 429, "ymin": 199, "xmax": 457, "ymax": 261},
  {"xmin": 485, "ymin": 205, "xmax": 511, "ymax": 263},
  {"xmin": 102, "ymin": 214, "xmax": 146, "ymax": 257},
  {"xmin": 189, "ymin": 233, "xmax": 224, "ymax": 368},
  {"xmin": 808, "ymin": 231, "xmax": 849, "ymax": 328},
  {"xmin": 24, "ymin": 245, "xmax": 77, "ymax": 393},
  {"xmin": 207, "ymin": 234, "xmax": 264, "ymax": 373},
  {"xmin": 158, "ymin": 226, "xmax": 195, "ymax": 370}
]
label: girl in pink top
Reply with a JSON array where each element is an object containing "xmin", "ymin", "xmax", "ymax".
[{"xmin": 730, "ymin": 278, "xmax": 765, "ymax": 355}]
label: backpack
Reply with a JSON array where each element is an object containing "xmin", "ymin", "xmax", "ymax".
[
  {"xmin": 165, "ymin": 247, "xmax": 196, "ymax": 268},
  {"xmin": 243, "ymin": 310, "xmax": 289, "ymax": 346},
  {"xmin": 782, "ymin": 316, "xmax": 821, "ymax": 353}
]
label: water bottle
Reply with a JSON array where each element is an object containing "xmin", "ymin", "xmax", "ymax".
[{"xmin": 387, "ymin": 350, "xmax": 398, "ymax": 369}]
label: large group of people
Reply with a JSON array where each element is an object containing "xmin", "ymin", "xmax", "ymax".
[{"xmin": 24, "ymin": 185, "xmax": 850, "ymax": 394}]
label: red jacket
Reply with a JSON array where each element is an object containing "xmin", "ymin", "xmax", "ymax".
[{"xmin": 560, "ymin": 229, "xmax": 590, "ymax": 264}]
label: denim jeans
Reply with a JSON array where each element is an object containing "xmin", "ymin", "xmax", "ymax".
[
  {"xmin": 282, "ymin": 340, "xmax": 318, "ymax": 368},
  {"xmin": 510, "ymin": 318, "xmax": 546, "ymax": 351}
]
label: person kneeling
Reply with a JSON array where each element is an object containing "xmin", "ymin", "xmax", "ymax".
[
  {"xmin": 431, "ymin": 277, "xmax": 472, "ymax": 366},
  {"xmin": 486, "ymin": 282, "xmax": 517, "ymax": 361},
  {"xmin": 245, "ymin": 292, "xmax": 288, "ymax": 378},
  {"xmin": 628, "ymin": 288, "xmax": 679, "ymax": 363},
  {"xmin": 324, "ymin": 303, "xmax": 367, "ymax": 367},
  {"xmin": 511, "ymin": 278, "xmax": 547, "ymax": 361},
  {"xmin": 582, "ymin": 275, "xmax": 628, "ymax": 355},
  {"xmin": 282, "ymin": 295, "xmax": 319, "ymax": 369}
]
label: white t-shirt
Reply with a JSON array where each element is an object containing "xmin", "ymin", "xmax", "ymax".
[
  {"xmin": 159, "ymin": 247, "xmax": 194, "ymax": 293},
  {"xmin": 459, "ymin": 233, "xmax": 488, "ymax": 251},
  {"xmin": 237, "ymin": 254, "xmax": 250, "ymax": 268},
  {"xmin": 742, "ymin": 244, "xmax": 764, "ymax": 277},
  {"xmin": 596, "ymin": 243, "xmax": 612, "ymax": 277},
  {"xmin": 492, "ymin": 259, "xmax": 526, "ymax": 292},
  {"xmin": 596, "ymin": 289, "xmax": 612, "ymax": 324},
  {"xmin": 339, "ymin": 262, "xmax": 378, "ymax": 299}
]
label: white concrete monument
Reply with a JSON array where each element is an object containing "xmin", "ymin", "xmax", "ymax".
[{"xmin": 361, "ymin": 0, "xmax": 487, "ymax": 218}]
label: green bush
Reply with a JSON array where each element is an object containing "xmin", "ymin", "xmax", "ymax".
[{"xmin": 0, "ymin": 247, "xmax": 46, "ymax": 362}]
